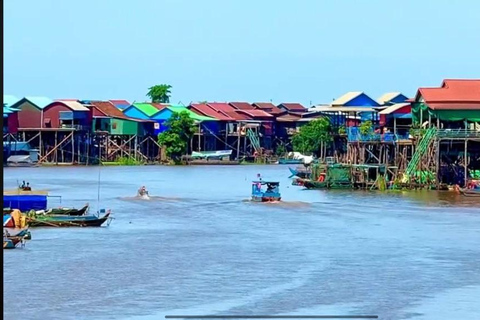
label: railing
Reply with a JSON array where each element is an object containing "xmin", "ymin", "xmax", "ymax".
[
  {"xmin": 347, "ymin": 127, "xmax": 410, "ymax": 142},
  {"xmin": 60, "ymin": 124, "xmax": 90, "ymax": 131},
  {"xmin": 436, "ymin": 129, "xmax": 480, "ymax": 139}
]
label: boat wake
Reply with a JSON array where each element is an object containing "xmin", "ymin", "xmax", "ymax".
[
  {"xmin": 118, "ymin": 196, "xmax": 182, "ymax": 202},
  {"xmin": 242, "ymin": 199, "xmax": 311, "ymax": 208}
]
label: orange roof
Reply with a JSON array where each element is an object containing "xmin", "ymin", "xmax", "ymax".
[{"xmin": 418, "ymin": 79, "xmax": 480, "ymax": 103}]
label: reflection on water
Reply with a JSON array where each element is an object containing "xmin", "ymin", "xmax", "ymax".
[{"xmin": 3, "ymin": 165, "xmax": 480, "ymax": 320}]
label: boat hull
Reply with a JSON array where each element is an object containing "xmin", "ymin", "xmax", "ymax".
[
  {"xmin": 251, "ymin": 196, "xmax": 281, "ymax": 202},
  {"xmin": 28, "ymin": 212, "xmax": 112, "ymax": 227},
  {"xmin": 459, "ymin": 188, "xmax": 480, "ymax": 197},
  {"xmin": 45, "ymin": 205, "xmax": 89, "ymax": 216}
]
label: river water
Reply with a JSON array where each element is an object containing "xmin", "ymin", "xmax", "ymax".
[{"xmin": 3, "ymin": 165, "xmax": 480, "ymax": 320}]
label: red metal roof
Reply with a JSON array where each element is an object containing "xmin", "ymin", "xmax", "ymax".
[
  {"xmin": 109, "ymin": 99, "xmax": 131, "ymax": 105},
  {"xmin": 189, "ymin": 104, "xmax": 234, "ymax": 121},
  {"xmin": 236, "ymin": 109, "xmax": 274, "ymax": 119},
  {"xmin": 278, "ymin": 103, "xmax": 307, "ymax": 112},
  {"xmin": 229, "ymin": 102, "xmax": 255, "ymax": 110},
  {"xmin": 418, "ymin": 79, "xmax": 480, "ymax": 103},
  {"xmin": 206, "ymin": 103, "xmax": 249, "ymax": 120},
  {"xmin": 89, "ymin": 101, "xmax": 150, "ymax": 122},
  {"xmin": 252, "ymin": 102, "xmax": 283, "ymax": 115}
]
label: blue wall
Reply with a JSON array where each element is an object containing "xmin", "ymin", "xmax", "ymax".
[
  {"xmin": 123, "ymin": 107, "xmax": 149, "ymax": 120},
  {"xmin": 344, "ymin": 93, "xmax": 380, "ymax": 107},
  {"xmin": 151, "ymin": 109, "xmax": 174, "ymax": 120}
]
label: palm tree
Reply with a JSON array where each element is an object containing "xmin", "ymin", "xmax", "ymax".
[{"xmin": 146, "ymin": 84, "xmax": 172, "ymax": 103}]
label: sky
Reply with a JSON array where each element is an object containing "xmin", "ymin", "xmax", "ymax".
[{"xmin": 4, "ymin": 0, "xmax": 480, "ymax": 106}]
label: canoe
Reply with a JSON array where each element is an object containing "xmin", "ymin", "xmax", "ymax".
[
  {"xmin": 459, "ymin": 188, "xmax": 480, "ymax": 197},
  {"xmin": 42, "ymin": 204, "xmax": 89, "ymax": 216},
  {"xmin": 27, "ymin": 211, "xmax": 112, "ymax": 227}
]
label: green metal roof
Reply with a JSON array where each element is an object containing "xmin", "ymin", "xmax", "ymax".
[
  {"xmin": 132, "ymin": 103, "xmax": 161, "ymax": 117},
  {"xmin": 167, "ymin": 106, "xmax": 216, "ymax": 121}
]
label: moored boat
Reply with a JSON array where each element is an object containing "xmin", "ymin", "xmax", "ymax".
[
  {"xmin": 459, "ymin": 188, "xmax": 480, "ymax": 197},
  {"xmin": 251, "ymin": 180, "xmax": 281, "ymax": 202},
  {"xmin": 39, "ymin": 204, "xmax": 90, "ymax": 216},
  {"xmin": 26, "ymin": 210, "xmax": 112, "ymax": 227},
  {"xmin": 3, "ymin": 234, "xmax": 26, "ymax": 249}
]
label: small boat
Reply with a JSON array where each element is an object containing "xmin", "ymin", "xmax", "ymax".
[
  {"xmin": 251, "ymin": 180, "xmax": 281, "ymax": 202},
  {"xmin": 3, "ymin": 234, "xmax": 26, "ymax": 249},
  {"xmin": 38, "ymin": 204, "xmax": 90, "ymax": 216},
  {"xmin": 3, "ymin": 227, "xmax": 31, "ymax": 240},
  {"xmin": 288, "ymin": 166, "xmax": 311, "ymax": 179},
  {"xmin": 137, "ymin": 186, "xmax": 150, "ymax": 200},
  {"xmin": 27, "ymin": 210, "xmax": 112, "ymax": 227},
  {"xmin": 303, "ymin": 179, "xmax": 329, "ymax": 190},
  {"xmin": 459, "ymin": 188, "xmax": 480, "ymax": 197}
]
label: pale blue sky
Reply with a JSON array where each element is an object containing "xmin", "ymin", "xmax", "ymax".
[{"xmin": 4, "ymin": 0, "xmax": 480, "ymax": 106}]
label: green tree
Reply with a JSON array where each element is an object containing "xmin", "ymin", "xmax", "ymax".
[
  {"xmin": 147, "ymin": 84, "xmax": 172, "ymax": 103},
  {"xmin": 158, "ymin": 111, "xmax": 196, "ymax": 161},
  {"xmin": 291, "ymin": 118, "xmax": 332, "ymax": 155}
]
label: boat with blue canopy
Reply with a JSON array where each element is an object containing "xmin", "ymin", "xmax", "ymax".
[{"xmin": 251, "ymin": 180, "xmax": 281, "ymax": 202}]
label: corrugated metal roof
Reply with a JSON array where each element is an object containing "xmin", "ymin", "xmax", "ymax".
[
  {"xmin": 236, "ymin": 109, "xmax": 274, "ymax": 118},
  {"xmin": 189, "ymin": 104, "xmax": 234, "ymax": 121},
  {"xmin": 12, "ymin": 96, "xmax": 54, "ymax": 109},
  {"xmin": 418, "ymin": 79, "xmax": 480, "ymax": 104},
  {"xmin": 311, "ymin": 105, "xmax": 377, "ymax": 113},
  {"xmin": 252, "ymin": 102, "xmax": 283, "ymax": 114},
  {"xmin": 4, "ymin": 95, "xmax": 20, "ymax": 107},
  {"xmin": 377, "ymin": 92, "xmax": 403, "ymax": 105},
  {"xmin": 378, "ymin": 103, "xmax": 411, "ymax": 114},
  {"xmin": 229, "ymin": 102, "xmax": 255, "ymax": 110},
  {"xmin": 132, "ymin": 103, "xmax": 162, "ymax": 117},
  {"xmin": 90, "ymin": 101, "xmax": 130, "ymax": 119},
  {"xmin": 206, "ymin": 103, "xmax": 249, "ymax": 120},
  {"xmin": 331, "ymin": 92, "xmax": 363, "ymax": 105},
  {"xmin": 54, "ymin": 100, "xmax": 89, "ymax": 111},
  {"xmin": 167, "ymin": 106, "xmax": 217, "ymax": 121},
  {"xmin": 278, "ymin": 103, "xmax": 307, "ymax": 111}
]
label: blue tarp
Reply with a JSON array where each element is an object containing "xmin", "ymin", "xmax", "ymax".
[
  {"xmin": 3, "ymin": 194, "xmax": 48, "ymax": 211},
  {"xmin": 3, "ymin": 141, "xmax": 32, "ymax": 152}
]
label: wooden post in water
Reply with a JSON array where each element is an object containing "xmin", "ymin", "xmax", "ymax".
[
  {"xmin": 198, "ymin": 124, "xmax": 201, "ymax": 151},
  {"xmin": 464, "ymin": 139, "xmax": 468, "ymax": 187},
  {"xmin": 236, "ymin": 124, "xmax": 241, "ymax": 161},
  {"xmin": 72, "ymin": 131, "xmax": 75, "ymax": 164}
]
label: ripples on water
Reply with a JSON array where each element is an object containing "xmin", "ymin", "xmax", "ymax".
[{"xmin": 3, "ymin": 165, "xmax": 480, "ymax": 320}]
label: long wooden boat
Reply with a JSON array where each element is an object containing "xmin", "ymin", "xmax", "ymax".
[
  {"xmin": 27, "ymin": 211, "xmax": 112, "ymax": 227},
  {"xmin": 459, "ymin": 188, "xmax": 480, "ymax": 197},
  {"xmin": 42, "ymin": 204, "xmax": 89, "ymax": 216},
  {"xmin": 3, "ymin": 227, "xmax": 31, "ymax": 240}
]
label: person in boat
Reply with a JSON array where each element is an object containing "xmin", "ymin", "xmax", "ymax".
[
  {"xmin": 138, "ymin": 186, "xmax": 148, "ymax": 196},
  {"xmin": 24, "ymin": 182, "xmax": 31, "ymax": 191},
  {"xmin": 20, "ymin": 181, "xmax": 26, "ymax": 189}
]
